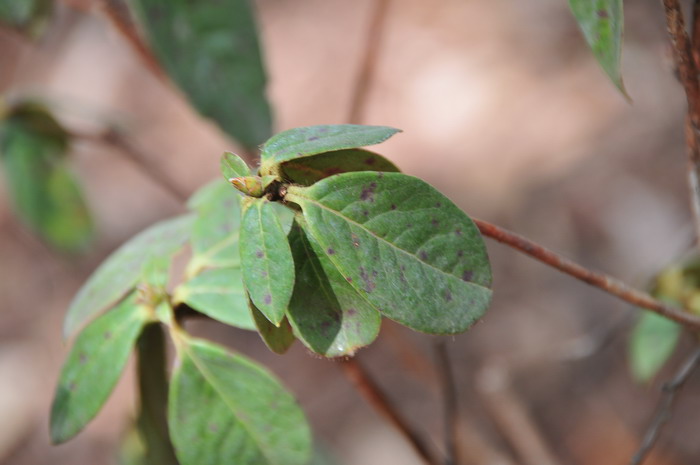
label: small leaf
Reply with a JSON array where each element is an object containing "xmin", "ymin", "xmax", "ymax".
[
  {"xmin": 174, "ymin": 267, "xmax": 255, "ymax": 330},
  {"xmin": 629, "ymin": 311, "xmax": 682, "ymax": 383},
  {"xmin": 240, "ymin": 198, "xmax": 295, "ymax": 326},
  {"xmin": 286, "ymin": 172, "xmax": 492, "ymax": 334},
  {"xmin": 249, "ymin": 296, "xmax": 295, "ymax": 354},
  {"xmin": 280, "ymin": 148, "xmax": 400, "ymax": 186},
  {"xmin": 129, "ymin": 0, "xmax": 272, "ymax": 149},
  {"xmin": 259, "ymin": 125, "xmax": 400, "ymax": 176},
  {"xmin": 64, "ymin": 214, "xmax": 194, "ymax": 338},
  {"xmin": 568, "ymin": 0, "xmax": 627, "ymax": 96},
  {"xmin": 287, "ymin": 219, "xmax": 380, "ymax": 357},
  {"xmin": 168, "ymin": 337, "xmax": 311, "ymax": 465},
  {"xmin": 220, "ymin": 152, "xmax": 250, "ymax": 180},
  {"xmin": 50, "ymin": 294, "xmax": 150, "ymax": 443}
]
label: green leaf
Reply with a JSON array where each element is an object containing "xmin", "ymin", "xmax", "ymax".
[
  {"xmin": 249, "ymin": 296, "xmax": 295, "ymax": 354},
  {"xmin": 0, "ymin": 0, "xmax": 52, "ymax": 37},
  {"xmin": 629, "ymin": 311, "xmax": 682, "ymax": 383},
  {"xmin": 168, "ymin": 337, "xmax": 311, "ymax": 465},
  {"xmin": 287, "ymin": 219, "xmax": 380, "ymax": 357},
  {"xmin": 64, "ymin": 214, "xmax": 194, "ymax": 338},
  {"xmin": 280, "ymin": 148, "xmax": 400, "ymax": 186},
  {"xmin": 259, "ymin": 125, "xmax": 400, "ymax": 176},
  {"xmin": 187, "ymin": 180, "xmax": 241, "ymax": 276},
  {"xmin": 174, "ymin": 267, "xmax": 255, "ymax": 330},
  {"xmin": 220, "ymin": 152, "xmax": 250, "ymax": 180},
  {"xmin": 286, "ymin": 172, "xmax": 492, "ymax": 334},
  {"xmin": 0, "ymin": 104, "xmax": 94, "ymax": 252},
  {"xmin": 240, "ymin": 198, "xmax": 295, "ymax": 326},
  {"xmin": 50, "ymin": 294, "xmax": 150, "ymax": 443},
  {"xmin": 568, "ymin": 0, "xmax": 626, "ymax": 96},
  {"xmin": 129, "ymin": 0, "xmax": 271, "ymax": 149}
]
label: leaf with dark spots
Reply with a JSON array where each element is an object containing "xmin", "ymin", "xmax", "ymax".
[
  {"xmin": 286, "ymin": 220, "xmax": 380, "ymax": 357},
  {"xmin": 168, "ymin": 337, "xmax": 311, "ymax": 465},
  {"xmin": 286, "ymin": 172, "xmax": 492, "ymax": 334},
  {"xmin": 239, "ymin": 198, "xmax": 295, "ymax": 325},
  {"xmin": 51, "ymin": 294, "xmax": 150, "ymax": 443},
  {"xmin": 248, "ymin": 296, "xmax": 295, "ymax": 354},
  {"xmin": 260, "ymin": 125, "xmax": 400, "ymax": 176}
]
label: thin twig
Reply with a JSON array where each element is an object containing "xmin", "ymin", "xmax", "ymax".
[
  {"xmin": 434, "ymin": 341, "xmax": 458, "ymax": 465},
  {"xmin": 347, "ymin": 0, "xmax": 391, "ymax": 124},
  {"xmin": 473, "ymin": 218, "xmax": 700, "ymax": 331},
  {"xmin": 630, "ymin": 346, "xmax": 700, "ymax": 465},
  {"xmin": 339, "ymin": 358, "xmax": 440, "ymax": 465}
]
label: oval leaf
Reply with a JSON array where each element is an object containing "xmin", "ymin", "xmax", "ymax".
[
  {"xmin": 280, "ymin": 148, "xmax": 400, "ymax": 186},
  {"xmin": 248, "ymin": 296, "xmax": 296, "ymax": 354},
  {"xmin": 287, "ymin": 219, "xmax": 380, "ymax": 357},
  {"xmin": 568, "ymin": 0, "xmax": 626, "ymax": 95},
  {"xmin": 129, "ymin": 0, "xmax": 271, "ymax": 148},
  {"xmin": 64, "ymin": 214, "xmax": 194, "ymax": 338},
  {"xmin": 51, "ymin": 294, "xmax": 150, "ymax": 443},
  {"xmin": 629, "ymin": 311, "xmax": 682, "ymax": 383},
  {"xmin": 168, "ymin": 337, "xmax": 311, "ymax": 465},
  {"xmin": 259, "ymin": 125, "xmax": 400, "ymax": 176},
  {"xmin": 286, "ymin": 172, "xmax": 492, "ymax": 334},
  {"xmin": 240, "ymin": 198, "xmax": 295, "ymax": 326},
  {"xmin": 220, "ymin": 152, "xmax": 251, "ymax": 181}
]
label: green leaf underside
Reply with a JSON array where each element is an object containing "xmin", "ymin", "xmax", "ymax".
[
  {"xmin": 130, "ymin": 0, "xmax": 271, "ymax": 149},
  {"xmin": 220, "ymin": 152, "xmax": 251, "ymax": 180},
  {"xmin": 168, "ymin": 338, "xmax": 311, "ymax": 465},
  {"xmin": 280, "ymin": 148, "xmax": 400, "ymax": 186},
  {"xmin": 568, "ymin": 0, "xmax": 626, "ymax": 94},
  {"xmin": 240, "ymin": 198, "xmax": 295, "ymax": 326},
  {"xmin": 51, "ymin": 294, "xmax": 149, "ymax": 443},
  {"xmin": 176, "ymin": 267, "xmax": 255, "ymax": 330},
  {"xmin": 64, "ymin": 214, "xmax": 194, "ymax": 338},
  {"xmin": 287, "ymin": 172, "xmax": 492, "ymax": 334},
  {"xmin": 0, "ymin": 107, "xmax": 93, "ymax": 252},
  {"xmin": 188, "ymin": 181, "xmax": 242, "ymax": 274},
  {"xmin": 287, "ymin": 220, "xmax": 380, "ymax": 357},
  {"xmin": 249, "ymin": 297, "xmax": 296, "ymax": 354},
  {"xmin": 259, "ymin": 125, "xmax": 400, "ymax": 174},
  {"xmin": 629, "ymin": 311, "xmax": 681, "ymax": 383}
]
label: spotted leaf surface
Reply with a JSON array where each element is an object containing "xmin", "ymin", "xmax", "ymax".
[
  {"xmin": 168, "ymin": 338, "xmax": 311, "ymax": 465},
  {"xmin": 287, "ymin": 172, "xmax": 492, "ymax": 334},
  {"xmin": 287, "ymin": 219, "xmax": 380, "ymax": 357},
  {"xmin": 568, "ymin": 0, "xmax": 626, "ymax": 95},
  {"xmin": 240, "ymin": 198, "xmax": 294, "ymax": 326},
  {"xmin": 51, "ymin": 294, "xmax": 149, "ymax": 443},
  {"xmin": 64, "ymin": 214, "xmax": 194, "ymax": 337},
  {"xmin": 249, "ymin": 296, "xmax": 295, "ymax": 354},
  {"xmin": 280, "ymin": 148, "xmax": 399, "ymax": 186},
  {"xmin": 259, "ymin": 125, "xmax": 399, "ymax": 176}
]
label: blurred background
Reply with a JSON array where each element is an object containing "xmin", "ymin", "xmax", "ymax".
[{"xmin": 0, "ymin": 0, "xmax": 698, "ymax": 464}]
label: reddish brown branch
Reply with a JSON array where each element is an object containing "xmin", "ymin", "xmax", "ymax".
[
  {"xmin": 473, "ymin": 218, "xmax": 700, "ymax": 331},
  {"xmin": 339, "ymin": 358, "xmax": 440, "ymax": 465}
]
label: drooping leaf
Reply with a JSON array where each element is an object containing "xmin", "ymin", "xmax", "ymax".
[
  {"xmin": 64, "ymin": 214, "xmax": 194, "ymax": 338},
  {"xmin": 187, "ymin": 180, "xmax": 241, "ymax": 276},
  {"xmin": 240, "ymin": 198, "xmax": 295, "ymax": 326},
  {"xmin": 220, "ymin": 152, "xmax": 250, "ymax": 181},
  {"xmin": 249, "ymin": 296, "xmax": 295, "ymax": 354},
  {"xmin": 286, "ymin": 172, "xmax": 492, "ymax": 334},
  {"xmin": 259, "ymin": 125, "xmax": 400, "ymax": 176},
  {"xmin": 0, "ymin": 0, "xmax": 52, "ymax": 37},
  {"xmin": 629, "ymin": 311, "xmax": 682, "ymax": 383},
  {"xmin": 0, "ymin": 104, "xmax": 93, "ymax": 252},
  {"xmin": 175, "ymin": 267, "xmax": 255, "ymax": 330},
  {"xmin": 568, "ymin": 0, "xmax": 626, "ymax": 96},
  {"xmin": 129, "ymin": 0, "xmax": 272, "ymax": 149},
  {"xmin": 50, "ymin": 294, "xmax": 150, "ymax": 444},
  {"xmin": 280, "ymin": 148, "xmax": 400, "ymax": 186},
  {"xmin": 168, "ymin": 337, "xmax": 311, "ymax": 465},
  {"xmin": 287, "ymin": 219, "xmax": 380, "ymax": 357}
]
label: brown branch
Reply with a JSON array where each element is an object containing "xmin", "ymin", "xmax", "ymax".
[
  {"xmin": 630, "ymin": 346, "xmax": 700, "ymax": 465},
  {"xmin": 473, "ymin": 218, "xmax": 700, "ymax": 331},
  {"xmin": 434, "ymin": 341, "xmax": 458, "ymax": 465},
  {"xmin": 339, "ymin": 358, "xmax": 440, "ymax": 465},
  {"xmin": 347, "ymin": 0, "xmax": 391, "ymax": 124}
]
